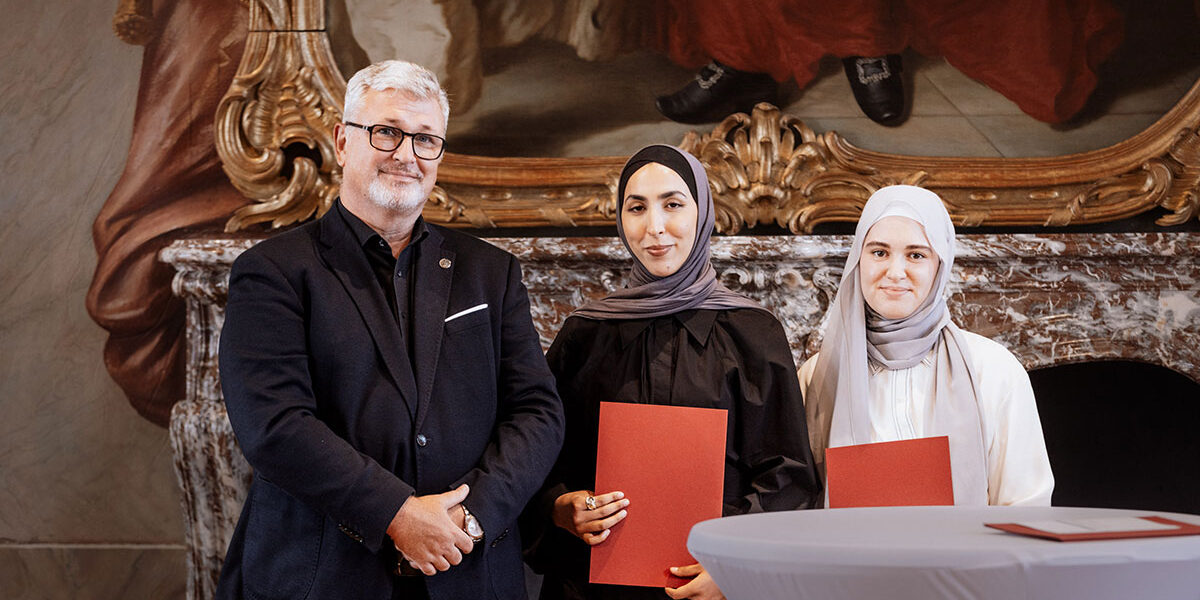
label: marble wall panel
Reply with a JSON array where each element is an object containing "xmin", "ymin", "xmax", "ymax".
[
  {"xmin": 0, "ymin": 546, "xmax": 186, "ymax": 600},
  {"xmin": 0, "ymin": 0, "xmax": 189, "ymax": 597}
]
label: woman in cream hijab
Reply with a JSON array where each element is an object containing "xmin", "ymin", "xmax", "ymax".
[{"xmin": 798, "ymin": 185, "xmax": 1053, "ymax": 506}]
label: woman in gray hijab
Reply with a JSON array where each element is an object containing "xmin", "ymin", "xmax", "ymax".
[
  {"xmin": 524, "ymin": 145, "xmax": 820, "ymax": 600},
  {"xmin": 799, "ymin": 184, "xmax": 1054, "ymax": 506}
]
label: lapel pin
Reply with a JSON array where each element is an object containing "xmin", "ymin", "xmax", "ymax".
[{"xmin": 439, "ymin": 258, "xmax": 452, "ymax": 269}]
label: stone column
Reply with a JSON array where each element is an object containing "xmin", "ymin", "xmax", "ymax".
[{"xmin": 161, "ymin": 239, "xmax": 254, "ymax": 600}]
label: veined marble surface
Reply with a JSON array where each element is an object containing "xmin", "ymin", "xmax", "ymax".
[
  {"xmin": 164, "ymin": 232, "xmax": 1200, "ymax": 388},
  {"xmin": 508, "ymin": 234, "xmax": 1200, "ymax": 379}
]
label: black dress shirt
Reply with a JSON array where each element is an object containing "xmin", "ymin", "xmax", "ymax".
[{"xmin": 337, "ymin": 202, "xmax": 429, "ymax": 366}]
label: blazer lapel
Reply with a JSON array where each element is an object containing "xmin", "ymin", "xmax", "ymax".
[
  {"xmin": 315, "ymin": 212, "xmax": 418, "ymax": 418},
  {"xmin": 412, "ymin": 226, "xmax": 454, "ymax": 429}
]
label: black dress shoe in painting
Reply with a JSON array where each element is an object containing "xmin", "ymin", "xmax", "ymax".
[
  {"xmin": 656, "ymin": 61, "xmax": 779, "ymax": 124},
  {"xmin": 842, "ymin": 54, "xmax": 906, "ymax": 125}
]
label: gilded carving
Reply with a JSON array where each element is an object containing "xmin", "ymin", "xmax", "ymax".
[
  {"xmin": 216, "ymin": 29, "xmax": 345, "ymax": 231},
  {"xmin": 213, "ymin": 0, "xmax": 1200, "ymax": 233},
  {"xmin": 425, "ymin": 175, "xmax": 619, "ymax": 229},
  {"xmin": 425, "ymin": 187, "xmax": 473, "ymax": 225},
  {"xmin": 1158, "ymin": 125, "xmax": 1200, "ymax": 225},
  {"xmin": 679, "ymin": 103, "xmax": 932, "ymax": 233},
  {"xmin": 1046, "ymin": 163, "xmax": 1171, "ymax": 226}
]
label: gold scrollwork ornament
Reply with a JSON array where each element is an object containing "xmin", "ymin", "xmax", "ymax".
[
  {"xmin": 681, "ymin": 103, "xmax": 926, "ymax": 234},
  {"xmin": 215, "ymin": 23, "xmax": 344, "ymax": 231}
]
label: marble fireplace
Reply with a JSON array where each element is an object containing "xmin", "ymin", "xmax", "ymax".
[{"xmin": 162, "ymin": 230, "xmax": 1199, "ymax": 600}]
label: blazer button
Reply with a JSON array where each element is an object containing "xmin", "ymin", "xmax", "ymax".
[{"xmin": 416, "ymin": 433, "xmax": 427, "ymax": 447}]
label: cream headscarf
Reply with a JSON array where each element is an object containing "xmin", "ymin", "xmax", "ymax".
[{"xmin": 805, "ymin": 185, "xmax": 989, "ymax": 505}]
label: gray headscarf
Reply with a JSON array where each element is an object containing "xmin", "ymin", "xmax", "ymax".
[
  {"xmin": 571, "ymin": 145, "xmax": 761, "ymax": 319},
  {"xmin": 805, "ymin": 185, "xmax": 989, "ymax": 505}
]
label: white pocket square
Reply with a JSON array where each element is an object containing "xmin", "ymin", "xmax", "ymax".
[{"xmin": 444, "ymin": 303, "xmax": 488, "ymax": 323}]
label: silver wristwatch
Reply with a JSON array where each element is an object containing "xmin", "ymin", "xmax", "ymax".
[{"xmin": 461, "ymin": 504, "xmax": 484, "ymax": 543}]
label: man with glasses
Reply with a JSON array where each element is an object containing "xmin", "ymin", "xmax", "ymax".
[{"xmin": 216, "ymin": 60, "xmax": 564, "ymax": 600}]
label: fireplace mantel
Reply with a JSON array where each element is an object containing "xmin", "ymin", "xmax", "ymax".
[{"xmin": 161, "ymin": 231, "xmax": 1198, "ymax": 599}]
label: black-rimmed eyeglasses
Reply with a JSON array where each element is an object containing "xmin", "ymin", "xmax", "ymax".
[{"xmin": 345, "ymin": 121, "xmax": 446, "ymax": 160}]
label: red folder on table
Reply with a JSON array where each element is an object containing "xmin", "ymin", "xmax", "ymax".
[
  {"xmin": 986, "ymin": 517, "xmax": 1200, "ymax": 541},
  {"xmin": 589, "ymin": 402, "xmax": 727, "ymax": 588},
  {"xmin": 826, "ymin": 436, "xmax": 954, "ymax": 508}
]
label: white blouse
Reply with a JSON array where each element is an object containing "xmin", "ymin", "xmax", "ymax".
[{"xmin": 799, "ymin": 330, "xmax": 1054, "ymax": 506}]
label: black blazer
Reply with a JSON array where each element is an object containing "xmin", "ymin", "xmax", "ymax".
[{"xmin": 215, "ymin": 205, "xmax": 564, "ymax": 600}]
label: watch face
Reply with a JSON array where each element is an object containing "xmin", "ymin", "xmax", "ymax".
[{"xmin": 465, "ymin": 515, "xmax": 483, "ymax": 538}]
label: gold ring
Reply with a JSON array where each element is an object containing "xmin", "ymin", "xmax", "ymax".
[{"xmin": 585, "ymin": 495, "xmax": 597, "ymax": 510}]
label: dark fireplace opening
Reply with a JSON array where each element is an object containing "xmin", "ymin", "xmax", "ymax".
[{"xmin": 1031, "ymin": 360, "xmax": 1200, "ymax": 515}]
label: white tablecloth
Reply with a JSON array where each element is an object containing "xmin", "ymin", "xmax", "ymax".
[{"xmin": 687, "ymin": 506, "xmax": 1200, "ymax": 600}]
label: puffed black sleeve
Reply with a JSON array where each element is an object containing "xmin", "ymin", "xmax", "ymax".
[{"xmin": 722, "ymin": 310, "xmax": 822, "ymax": 514}]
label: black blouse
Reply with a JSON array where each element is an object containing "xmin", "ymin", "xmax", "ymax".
[{"xmin": 524, "ymin": 308, "xmax": 820, "ymax": 600}]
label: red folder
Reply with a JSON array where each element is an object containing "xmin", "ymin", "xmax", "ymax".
[
  {"xmin": 986, "ymin": 517, "xmax": 1200, "ymax": 542},
  {"xmin": 826, "ymin": 436, "xmax": 954, "ymax": 508},
  {"xmin": 589, "ymin": 402, "xmax": 727, "ymax": 588}
]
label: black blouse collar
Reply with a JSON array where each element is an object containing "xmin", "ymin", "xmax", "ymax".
[{"xmin": 615, "ymin": 309, "xmax": 718, "ymax": 349}]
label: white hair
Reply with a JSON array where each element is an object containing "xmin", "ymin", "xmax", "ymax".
[{"xmin": 343, "ymin": 60, "xmax": 450, "ymax": 128}]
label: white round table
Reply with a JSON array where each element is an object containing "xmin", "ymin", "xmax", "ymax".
[{"xmin": 687, "ymin": 506, "xmax": 1200, "ymax": 600}]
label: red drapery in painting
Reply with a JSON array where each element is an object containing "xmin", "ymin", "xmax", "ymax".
[
  {"xmin": 88, "ymin": 0, "xmax": 250, "ymax": 426},
  {"xmin": 653, "ymin": 0, "xmax": 1125, "ymax": 123}
]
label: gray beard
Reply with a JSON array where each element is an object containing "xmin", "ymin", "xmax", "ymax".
[{"xmin": 366, "ymin": 176, "xmax": 426, "ymax": 213}]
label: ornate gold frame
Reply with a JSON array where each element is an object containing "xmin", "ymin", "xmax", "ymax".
[{"xmin": 215, "ymin": 0, "xmax": 1200, "ymax": 233}]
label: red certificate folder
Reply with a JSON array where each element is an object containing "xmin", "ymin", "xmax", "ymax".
[
  {"xmin": 825, "ymin": 436, "xmax": 954, "ymax": 508},
  {"xmin": 589, "ymin": 402, "xmax": 727, "ymax": 588},
  {"xmin": 986, "ymin": 517, "xmax": 1200, "ymax": 542}
]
